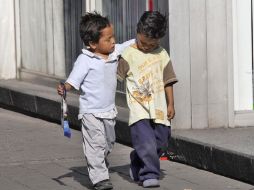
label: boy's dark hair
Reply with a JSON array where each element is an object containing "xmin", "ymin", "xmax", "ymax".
[
  {"xmin": 80, "ymin": 12, "xmax": 110, "ymax": 46},
  {"xmin": 137, "ymin": 11, "xmax": 167, "ymax": 39}
]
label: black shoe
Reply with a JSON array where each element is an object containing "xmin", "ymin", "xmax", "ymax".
[{"xmin": 94, "ymin": 180, "xmax": 113, "ymax": 190}]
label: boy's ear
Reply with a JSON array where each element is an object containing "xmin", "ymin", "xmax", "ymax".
[{"xmin": 89, "ymin": 41, "xmax": 97, "ymax": 50}]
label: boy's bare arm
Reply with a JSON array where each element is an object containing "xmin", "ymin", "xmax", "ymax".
[{"xmin": 165, "ymin": 85, "xmax": 175, "ymax": 120}]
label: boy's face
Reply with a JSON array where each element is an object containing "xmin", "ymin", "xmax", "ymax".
[
  {"xmin": 136, "ymin": 33, "xmax": 160, "ymax": 53},
  {"xmin": 92, "ymin": 24, "xmax": 115, "ymax": 57}
]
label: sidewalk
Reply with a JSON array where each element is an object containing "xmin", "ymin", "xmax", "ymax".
[
  {"xmin": 0, "ymin": 107, "xmax": 253, "ymax": 190},
  {"xmin": 0, "ymin": 79, "xmax": 254, "ymax": 186}
]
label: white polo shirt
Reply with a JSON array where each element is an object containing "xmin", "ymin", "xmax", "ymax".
[{"xmin": 66, "ymin": 40, "xmax": 134, "ymax": 119}]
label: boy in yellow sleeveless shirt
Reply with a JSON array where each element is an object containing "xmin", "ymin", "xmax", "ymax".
[{"xmin": 117, "ymin": 11, "xmax": 178, "ymax": 188}]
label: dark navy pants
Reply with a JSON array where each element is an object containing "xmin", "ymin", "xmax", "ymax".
[{"xmin": 130, "ymin": 119, "xmax": 170, "ymax": 182}]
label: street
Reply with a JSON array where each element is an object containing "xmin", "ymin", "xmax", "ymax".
[{"xmin": 0, "ymin": 107, "xmax": 253, "ymax": 190}]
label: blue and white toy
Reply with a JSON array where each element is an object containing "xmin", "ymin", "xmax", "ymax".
[{"xmin": 60, "ymin": 81, "xmax": 71, "ymax": 138}]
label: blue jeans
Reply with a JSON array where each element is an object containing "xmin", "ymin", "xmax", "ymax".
[{"xmin": 130, "ymin": 119, "xmax": 170, "ymax": 182}]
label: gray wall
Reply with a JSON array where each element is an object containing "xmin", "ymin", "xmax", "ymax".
[
  {"xmin": 169, "ymin": 0, "xmax": 232, "ymax": 129},
  {"xmin": 0, "ymin": 0, "xmax": 16, "ymax": 79},
  {"xmin": 19, "ymin": 0, "xmax": 65, "ymax": 78},
  {"xmin": 0, "ymin": 0, "xmax": 241, "ymax": 129}
]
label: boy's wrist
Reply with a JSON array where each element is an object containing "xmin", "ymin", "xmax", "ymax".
[
  {"xmin": 64, "ymin": 83, "xmax": 72, "ymax": 91},
  {"xmin": 167, "ymin": 103, "xmax": 174, "ymax": 108}
]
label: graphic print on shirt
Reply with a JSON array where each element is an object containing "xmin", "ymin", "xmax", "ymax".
[{"xmin": 130, "ymin": 55, "xmax": 165, "ymax": 107}]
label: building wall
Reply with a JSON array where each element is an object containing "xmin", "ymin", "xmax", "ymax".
[
  {"xmin": 19, "ymin": 0, "xmax": 65, "ymax": 78},
  {"xmin": 233, "ymin": 0, "xmax": 253, "ymax": 111},
  {"xmin": 0, "ymin": 0, "xmax": 16, "ymax": 79},
  {"xmin": 169, "ymin": 0, "xmax": 232, "ymax": 129},
  {"xmin": 1, "ymin": 0, "xmax": 253, "ymax": 129}
]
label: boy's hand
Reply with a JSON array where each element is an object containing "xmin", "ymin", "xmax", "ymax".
[
  {"xmin": 57, "ymin": 82, "xmax": 72, "ymax": 96},
  {"xmin": 57, "ymin": 84, "xmax": 65, "ymax": 96},
  {"xmin": 167, "ymin": 104, "xmax": 175, "ymax": 120}
]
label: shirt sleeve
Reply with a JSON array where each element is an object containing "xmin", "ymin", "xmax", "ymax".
[
  {"xmin": 115, "ymin": 39, "xmax": 135, "ymax": 55},
  {"xmin": 66, "ymin": 54, "xmax": 89, "ymax": 90},
  {"xmin": 117, "ymin": 57, "xmax": 129, "ymax": 82},
  {"xmin": 163, "ymin": 59, "xmax": 178, "ymax": 86}
]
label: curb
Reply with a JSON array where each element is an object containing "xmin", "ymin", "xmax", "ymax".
[{"xmin": 168, "ymin": 136, "xmax": 254, "ymax": 185}]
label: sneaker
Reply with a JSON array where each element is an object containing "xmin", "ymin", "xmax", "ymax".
[
  {"xmin": 143, "ymin": 179, "xmax": 160, "ymax": 188},
  {"xmin": 94, "ymin": 179, "xmax": 113, "ymax": 190}
]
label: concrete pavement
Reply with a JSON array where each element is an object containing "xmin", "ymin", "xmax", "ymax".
[
  {"xmin": 0, "ymin": 108, "xmax": 253, "ymax": 190},
  {"xmin": 1, "ymin": 79, "xmax": 254, "ymax": 185}
]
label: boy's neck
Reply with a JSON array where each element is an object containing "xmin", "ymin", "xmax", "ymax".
[
  {"xmin": 94, "ymin": 52, "xmax": 109, "ymax": 60},
  {"xmin": 88, "ymin": 49, "xmax": 110, "ymax": 60}
]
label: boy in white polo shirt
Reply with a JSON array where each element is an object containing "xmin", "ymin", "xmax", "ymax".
[{"xmin": 57, "ymin": 12, "xmax": 134, "ymax": 190}]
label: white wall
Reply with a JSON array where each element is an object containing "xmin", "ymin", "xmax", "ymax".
[
  {"xmin": 233, "ymin": 0, "xmax": 254, "ymax": 127},
  {"xmin": 0, "ymin": 0, "xmax": 16, "ymax": 79},
  {"xmin": 206, "ymin": 0, "xmax": 228, "ymax": 128},
  {"xmin": 190, "ymin": 0, "xmax": 208, "ymax": 129},
  {"xmin": 1, "ymin": 0, "xmax": 253, "ymax": 128},
  {"xmin": 19, "ymin": 0, "xmax": 65, "ymax": 78},
  {"xmin": 86, "ymin": 0, "xmax": 102, "ymax": 13},
  {"xmin": 169, "ymin": 0, "xmax": 232, "ymax": 129},
  {"xmin": 169, "ymin": 0, "xmax": 192, "ymax": 129},
  {"xmin": 233, "ymin": 0, "xmax": 253, "ymax": 111},
  {"xmin": 0, "ymin": 0, "xmax": 65, "ymax": 79}
]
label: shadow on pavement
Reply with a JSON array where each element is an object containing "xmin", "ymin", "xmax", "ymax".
[
  {"xmin": 52, "ymin": 164, "xmax": 166, "ymax": 189},
  {"xmin": 52, "ymin": 166, "xmax": 93, "ymax": 190}
]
